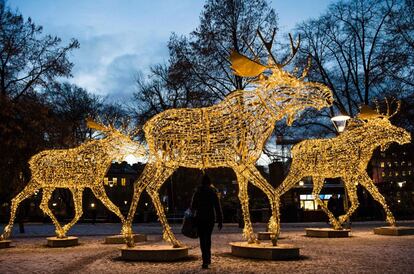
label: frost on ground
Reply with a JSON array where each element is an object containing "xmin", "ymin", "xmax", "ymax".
[{"xmin": 0, "ymin": 223, "xmax": 413, "ymax": 274}]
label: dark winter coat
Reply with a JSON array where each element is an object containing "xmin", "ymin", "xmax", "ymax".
[{"xmin": 191, "ymin": 185, "xmax": 223, "ymax": 224}]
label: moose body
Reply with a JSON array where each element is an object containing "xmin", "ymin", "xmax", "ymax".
[
  {"xmin": 31, "ymin": 141, "xmax": 111, "ymax": 187},
  {"xmin": 1, "ymin": 121, "xmax": 144, "ymax": 240},
  {"xmin": 274, "ymin": 109, "xmax": 411, "ymax": 230},
  {"xmin": 147, "ymin": 90, "xmax": 284, "ymax": 168}
]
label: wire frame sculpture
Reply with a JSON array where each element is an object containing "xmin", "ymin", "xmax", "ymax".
[
  {"xmin": 0, "ymin": 119, "xmax": 145, "ymax": 240},
  {"xmin": 274, "ymin": 100, "xmax": 411, "ymax": 234},
  {"xmin": 122, "ymin": 30, "xmax": 334, "ymax": 247}
]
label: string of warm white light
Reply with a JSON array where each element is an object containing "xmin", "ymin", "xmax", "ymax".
[
  {"xmin": 122, "ymin": 31, "xmax": 333, "ymax": 247},
  {"xmin": 0, "ymin": 120, "xmax": 145, "ymax": 241},
  {"xmin": 274, "ymin": 101, "xmax": 411, "ymax": 234}
]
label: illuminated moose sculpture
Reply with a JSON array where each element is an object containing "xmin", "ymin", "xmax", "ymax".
[
  {"xmin": 273, "ymin": 100, "xmax": 411, "ymax": 234},
  {"xmin": 122, "ymin": 30, "xmax": 334, "ymax": 247},
  {"xmin": 0, "ymin": 119, "xmax": 145, "ymax": 240}
]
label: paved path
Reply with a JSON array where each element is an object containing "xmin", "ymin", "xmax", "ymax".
[{"xmin": 0, "ymin": 222, "xmax": 413, "ymax": 273}]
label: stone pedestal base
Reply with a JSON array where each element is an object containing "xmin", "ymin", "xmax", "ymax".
[
  {"xmin": 46, "ymin": 236, "xmax": 79, "ymax": 247},
  {"xmin": 257, "ymin": 232, "xmax": 276, "ymax": 241},
  {"xmin": 0, "ymin": 240, "xmax": 11, "ymax": 249},
  {"xmin": 374, "ymin": 226, "xmax": 414, "ymax": 236},
  {"xmin": 104, "ymin": 234, "xmax": 147, "ymax": 244},
  {"xmin": 120, "ymin": 245, "xmax": 189, "ymax": 261},
  {"xmin": 306, "ymin": 228, "xmax": 350, "ymax": 238},
  {"xmin": 230, "ymin": 242, "xmax": 300, "ymax": 260}
]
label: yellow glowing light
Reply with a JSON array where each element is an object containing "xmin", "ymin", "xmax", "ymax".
[
  {"xmin": 0, "ymin": 119, "xmax": 145, "ymax": 240},
  {"xmin": 121, "ymin": 31, "xmax": 334, "ymax": 247},
  {"xmin": 274, "ymin": 101, "xmax": 411, "ymax": 234},
  {"xmin": 90, "ymin": 203, "xmax": 95, "ymax": 208}
]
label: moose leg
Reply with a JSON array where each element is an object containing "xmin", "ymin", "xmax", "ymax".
[
  {"xmin": 0, "ymin": 182, "xmax": 38, "ymax": 240},
  {"xmin": 40, "ymin": 188, "xmax": 65, "ymax": 238},
  {"xmin": 359, "ymin": 173, "xmax": 396, "ymax": 226},
  {"xmin": 146, "ymin": 166, "xmax": 181, "ymax": 247},
  {"xmin": 235, "ymin": 172, "xmax": 256, "ymax": 243},
  {"xmin": 312, "ymin": 177, "xmax": 341, "ymax": 230},
  {"xmin": 123, "ymin": 163, "xmax": 157, "ymax": 247},
  {"xmin": 62, "ymin": 188, "xmax": 84, "ymax": 235},
  {"xmin": 274, "ymin": 170, "xmax": 304, "ymax": 238},
  {"xmin": 236, "ymin": 164, "xmax": 278, "ymax": 244},
  {"xmin": 91, "ymin": 186, "xmax": 125, "ymax": 223},
  {"xmin": 337, "ymin": 177, "xmax": 359, "ymax": 226}
]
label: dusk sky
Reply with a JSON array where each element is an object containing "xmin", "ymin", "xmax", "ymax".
[{"xmin": 9, "ymin": 0, "xmax": 332, "ymax": 102}]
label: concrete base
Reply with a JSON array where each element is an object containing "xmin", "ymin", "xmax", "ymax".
[
  {"xmin": 104, "ymin": 234, "xmax": 147, "ymax": 244},
  {"xmin": 306, "ymin": 228, "xmax": 350, "ymax": 238},
  {"xmin": 257, "ymin": 232, "xmax": 280, "ymax": 241},
  {"xmin": 374, "ymin": 226, "xmax": 414, "ymax": 236},
  {"xmin": 46, "ymin": 236, "xmax": 79, "ymax": 247},
  {"xmin": 0, "ymin": 240, "xmax": 11, "ymax": 248},
  {"xmin": 120, "ymin": 245, "xmax": 189, "ymax": 261},
  {"xmin": 230, "ymin": 242, "xmax": 300, "ymax": 260}
]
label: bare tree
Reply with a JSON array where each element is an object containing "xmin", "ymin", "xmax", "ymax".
[
  {"xmin": 295, "ymin": 0, "xmax": 409, "ymax": 119},
  {"xmin": 0, "ymin": 1, "xmax": 79, "ymax": 201},
  {"xmin": 0, "ymin": 1, "xmax": 79, "ymax": 101}
]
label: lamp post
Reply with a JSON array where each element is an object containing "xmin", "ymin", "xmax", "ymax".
[{"xmin": 331, "ymin": 113, "xmax": 351, "ymax": 229}]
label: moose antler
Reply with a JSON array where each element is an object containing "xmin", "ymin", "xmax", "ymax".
[
  {"xmin": 298, "ymin": 55, "xmax": 312, "ymax": 80},
  {"xmin": 373, "ymin": 98, "xmax": 401, "ymax": 119},
  {"xmin": 384, "ymin": 98, "xmax": 401, "ymax": 118},
  {"xmin": 257, "ymin": 29, "xmax": 300, "ymax": 68},
  {"xmin": 86, "ymin": 118, "xmax": 108, "ymax": 132},
  {"xmin": 358, "ymin": 98, "xmax": 401, "ymax": 121},
  {"xmin": 229, "ymin": 28, "xmax": 301, "ymax": 77}
]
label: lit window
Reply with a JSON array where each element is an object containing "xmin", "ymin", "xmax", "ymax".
[
  {"xmin": 381, "ymin": 172, "xmax": 386, "ymax": 177},
  {"xmin": 121, "ymin": 178, "xmax": 126, "ymax": 186},
  {"xmin": 380, "ymin": 162, "xmax": 385, "ymax": 167},
  {"xmin": 104, "ymin": 177, "xmax": 109, "ymax": 185},
  {"xmin": 388, "ymin": 162, "xmax": 392, "ymax": 167},
  {"xmin": 402, "ymin": 171, "xmax": 406, "ymax": 176},
  {"xmin": 395, "ymin": 171, "xmax": 399, "ymax": 176},
  {"xmin": 408, "ymin": 162, "xmax": 412, "ymax": 166}
]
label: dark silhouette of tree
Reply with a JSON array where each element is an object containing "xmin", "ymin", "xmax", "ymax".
[
  {"xmin": 295, "ymin": 0, "xmax": 411, "ymax": 120},
  {"xmin": 0, "ymin": 1, "xmax": 79, "ymax": 201},
  {"xmin": 45, "ymin": 82, "xmax": 103, "ymax": 146},
  {"xmin": 0, "ymin": 1, "xmax": 79, "ymax": 100}
]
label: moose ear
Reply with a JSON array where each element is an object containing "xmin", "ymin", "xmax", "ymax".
[
  {"xmin": 230, "ymin": 50, "xmax": 268, "ymax": 77},
  {"xmin": 86, "ymin": 118, "xmax": 107, "ymax": 132}
]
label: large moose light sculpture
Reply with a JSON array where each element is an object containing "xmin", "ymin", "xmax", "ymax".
[
  {"xmin": 0, "ymin": 119, "xmax": 145, "ymax": 241},
  {"xmin": 273, "ymin": 100, "xmax": 411, "ymax": 235},
  {"xmin": 122, "ymin": 30, "xmax": 334, "ymax": 247}
]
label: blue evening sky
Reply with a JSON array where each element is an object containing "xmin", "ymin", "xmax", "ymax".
[{"xmin": 9, "ymin": 0, "xmax": 332, "ymax": 101}]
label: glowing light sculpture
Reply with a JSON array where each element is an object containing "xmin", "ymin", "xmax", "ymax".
[
  {"xmin": 122, "ymin": 30, "xmax": 334, "ymax": 247},
  {"xmin": 0, "ymin": 119, "xmax": 145, "ymax": 242},
  {"xmin": 274, "ymin": 100, "xmax": 411, "ymax": 234}
]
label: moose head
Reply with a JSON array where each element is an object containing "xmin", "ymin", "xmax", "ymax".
[
  {"xmin": 230, "ymin": 29, "xmax": 333, "ymax": 125},
  {"xmin": 350, "ymin": 99, "xmax": 411, "ymax": 151},
  {"xmin": 86, "ymin": 118, "xmax": 146, "ymax": 163}
]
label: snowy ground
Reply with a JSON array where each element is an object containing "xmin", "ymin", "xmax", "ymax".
[{"xmin": 0, "ymin": 221, "xmax": 413, "ymax": 273}]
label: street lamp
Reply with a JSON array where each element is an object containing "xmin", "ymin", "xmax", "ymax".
[
  {"xmin": 331, "ymin": 114, "xmax": 351, "ymax": 133},
  {"xmin": 331, "ymin": 112, "xmax": 351, "ymax": 228}
]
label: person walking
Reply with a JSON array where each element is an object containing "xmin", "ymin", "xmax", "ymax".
[{"xmin": 191, "ymin": 174, "xmax": 223, "ymax": 269}]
